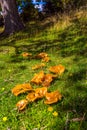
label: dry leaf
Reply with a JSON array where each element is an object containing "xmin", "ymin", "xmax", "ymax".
[
  {"xmin": 44, "ymin": 90, "xmax": 62, "ymax": 104},
  {"xmin": 49, "ymin": 64, "xmax": 65, "ymax": 75},
  {"xmin": 12, "ymin": 83, "xmax": 33, "ymax": 96},
  {"xmin": 16, "ymin": 99, "xmax": 28, "ymax": 110},
  {"xmin": 32, "ymin": 63, "xmax": 45, "ymax": 70},
  {"xmin": 31, "ymin": 71, "xmax": 45, "ymax": 85}
]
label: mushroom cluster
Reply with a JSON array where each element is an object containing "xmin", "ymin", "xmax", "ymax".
[
  {"xmin": 12, "ymin": 85, "xmax": 62, "ymax": 111},
  {"xmin": 11, "ymin": 52, "xmax": 65, "ymax": 111}
]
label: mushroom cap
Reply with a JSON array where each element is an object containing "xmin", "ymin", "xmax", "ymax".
[
  {"xmin": 26, "ymin": 92, "xmax": 37, "ymax": 102},
  {"xmin": 49, "ymin": 64, "xmax": 65, "ymax": 75},
  {"xmin": 26, "ymin": 87, "xmax": 47, "ymax": 102},
  {"xmin": 31, "ymin": 71, "xmax": 45, "ymax": 85},
  {"xmin": 42, "ymin": 74, "xmax": 53, "ymax": 87},
  {"xmin": 35, "ymin": 87, "xmax": 47, "ymax": 97},
  {"xmin": 36, "ymin": 52, "xmax": 48, "ymax": 58},
  {"xmin": 16, "ymin": 99, "xmax": 28, "ymax": 110},
  {"xmin": 44, "ymin": 90, "xmax": 62, "ymax": 104},
  {"xmin": 12, "ymin": 83, "xmax": 33, "ymax": 96}
]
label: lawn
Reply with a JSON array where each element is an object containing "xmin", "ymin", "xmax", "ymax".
[{"xmin": 0, "ymin": 10, "xmax": 87, "ymax": 130}]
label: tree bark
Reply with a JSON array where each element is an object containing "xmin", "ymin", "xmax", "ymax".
[{"xmin": 0, "ymin": 0, "xmax": 24, "ymax": 35}]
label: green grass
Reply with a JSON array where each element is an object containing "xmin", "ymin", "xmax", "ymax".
[{"xmin": 0, "ymin": 11, "xmax": 87, "ymax": 130}]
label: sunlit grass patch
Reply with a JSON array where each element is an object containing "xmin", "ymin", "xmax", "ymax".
[{"xmin": 0, "ymin": 10, "xmax": 87, "ymax": 130}]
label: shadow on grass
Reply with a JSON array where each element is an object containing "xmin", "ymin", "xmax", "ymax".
[
  {"xmin": 53, "ymin": 68, "xmax": 87, "ymax": 130},
  {"xmin": 68, "ymin": 68, "xmax": 86, "ymax": 82},
  {"xmin": 51, "ymin": 96, "xmax": 87, "ymax": 130},
  {"xmin": 0, "ymin": 18, "xmax": 87, "ymax": 62}
]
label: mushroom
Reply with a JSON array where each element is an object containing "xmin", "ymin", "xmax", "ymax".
[
  {"xmin": 44, "ymin": 90, "xmax": 62, "ymax": 104},
  {"xmin": 36, "ymin": 52, "xmax": 48, "ymax": 59},
  {"xmin": 31, "ymin": 71, "xmax": 45, "ymax": 85},
  {"xmin": 26, "ymin": 92, "xmax": 37, "ymax": 102},
  {"xmin": 12, "ymin": 83, "xmax": 33, "ymax": 96},
  {"xmin": 49, "ymin": 64, "xmax": 65, "ymax": 75},
  {"xmin": 26, "ymin": 87, "xmax": 47, "ymax": 102},
  {"xmin": 42, "ymin": 74, "xmax": 53, "ymax": 87},
  {"xmin": 16, "ymin": 99, "xmax": 28, "ymax": 110},
  {"xmin": 35, "ymin": 87, "xmax": 47, "ymax": 98},
  {"xmin": 32, "ymin": 63, "xmax": 45, "ymax": 70}
]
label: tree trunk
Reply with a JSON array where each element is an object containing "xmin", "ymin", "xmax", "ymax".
[{"xmin": 0, "ymin": 0, "xmax": 24, "ymax": 35}]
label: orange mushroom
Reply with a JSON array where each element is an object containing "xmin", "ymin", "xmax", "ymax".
[
  {"xmin": 44, "ymin": 90, "xmax": 62, "ymax": 104},
  {"xmin": 42, "ymin": 74, "xmax": 57, "ymax": 87},
  {"xmin": 26, "ymin": 87, "xmax": 47, "ymax": 102},
  {"xmin": 36, "ymin": 52, "xmax": 48, "ymax": 59},
  {"xmin": 42, "ymin": 56, "xmax": 50, "ymax": 62},
  {"xmin": 16, "ymin": 99, "xmax": 28, "ymax": 110},
  {"xmin": 42, "ymin": 74, "xmax": 53, "ymax": 87},
  {"xmin": 22, "ymin": 52, "xmax": 32, "ymax": 58},
  {"xmin": 35, "ymin": 87, "xmax": 47, "ymax": 98},
  {"xmin": 35, "ymin": 52, "xmax": 50, "ymax": 62},
  {"xmin": 49, "ymin": 64, "xmax": 65, "ymax": 75},
  {"xmin": 32, "ymin": 63, "xmax": 45, "ymax": 70},
  {"xmin": 31, "ymin": 71, "xmax": 45, "ymax": 85},
  {"xmin": 12, "ymin": 83, "xmax": 33, "ymax": 96},
  {"xmin": 26, "ymin": 92, "xmax": 37, "ymax": 102}
]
